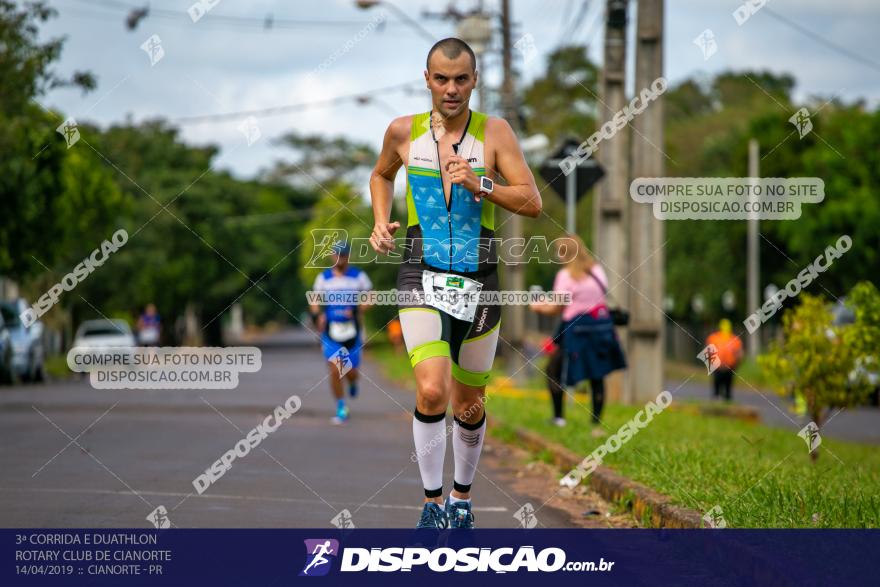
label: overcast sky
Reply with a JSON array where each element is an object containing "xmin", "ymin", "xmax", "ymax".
[{"xmin": 40, "ymin": 0, "xmax": 880, "ymax": 179}]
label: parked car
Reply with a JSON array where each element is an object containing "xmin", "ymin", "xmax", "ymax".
[
  {"xmin": 70, "ymin": 319, "xmax": 137, "ymax": 375},
  {"xmin": 0, "ymin": 299, "xmax": 45, "ymax": 382},
  {"xmin": 0, "ymin": 309, "xmax": 14, "ymax": 384},
  {"xmin": 73, "ymin": 319, "xmax": 137, "ymax": 349}
]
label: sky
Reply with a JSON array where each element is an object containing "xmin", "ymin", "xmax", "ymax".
[{"xmin": 39, "ymin": 0, "xmax": 880, "ymax": 179}]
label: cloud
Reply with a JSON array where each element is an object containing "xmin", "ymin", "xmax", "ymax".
[{"xmin": 41, "ymin": 0, "xmax": 880, "ymax": 179}]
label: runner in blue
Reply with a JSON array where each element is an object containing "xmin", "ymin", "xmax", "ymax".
[{"xmin": 310, "ymin": 242, "xmax": 372, "ymax": 425}]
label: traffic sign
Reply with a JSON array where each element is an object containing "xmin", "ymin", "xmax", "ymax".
[{"xmin": 539, "ymin": 138, "xmax": 605, "ymax": 203}]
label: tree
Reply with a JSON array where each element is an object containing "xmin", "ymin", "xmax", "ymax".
[
  {"xmin": 0, "ymin": 1, "xmax": 101, "ymax": 280},
  {"xmin": 842, "ymin": 281, "xmax": 880, "ymax": 386},
  {"xmin": 759, "ymin": 290, "xmax": 876, "ymax": 461},
  {"xmin": 73, "ymin": 120, "xmax": 318, "ymax": 345},
  {"xmin": 521, "ymin": 45, "xmax": 599, "ymax": 147},
  {"xmin": 661, "ymin": 71, "xmax": 797, "ymax": 322},
  {"xmin": 268, "ymin": 132, "xmax": 376, "ymax": 188},
  {"xmin": 0, "ymin": 1, "xmax": 94, "ymax": 117}
]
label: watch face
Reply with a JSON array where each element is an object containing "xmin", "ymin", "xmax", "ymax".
[{"xmin": 480, "ymin": 176, "xmax": 493, "ymax": 192}]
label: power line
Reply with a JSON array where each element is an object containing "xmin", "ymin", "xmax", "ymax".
[
  {"xmin": 560, "ymin": 0, "xmax": 592, "ymax": 45},
  {"xmin": 580, "ymin": 0, "xmax": 604, "ymax": 47},
  {"xmin": 70, "ymin": 0, "xmax": 415, "ymax": 30},
  {"xmin": 171, "ymin": 80, "xmax": 423, "ymax": 124},
  {"xmin": 763, "ymin": 7, "xmax": 880, "ymax": 74}
]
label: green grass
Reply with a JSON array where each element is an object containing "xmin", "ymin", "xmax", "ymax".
[
  {"xmin": 44, "ymin": 354, "xmax": 73, "ymax": 380},
  {"xmin": 369, "ymin": 345, "xmax": 880, "ymax": 528}
]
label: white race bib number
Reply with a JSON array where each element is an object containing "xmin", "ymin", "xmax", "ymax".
[
  {"xmin": 421, "ymin": 270, "xmax": 482, "ymax": 323},
  {"xmin": 139, "ymin": 327, "xmax": 159, "ymax": 345},
  {"xmin": 328, "ymin": 320, "xmax": 357, "ymax": 342}
]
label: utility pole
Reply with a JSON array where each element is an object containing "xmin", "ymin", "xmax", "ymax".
[
  {"xmin": 628, "ymin": 0, "xmax": 665, "ymax": 404},
  {"xmin": 747, "ymin": 138, "xmax": 760, "ymax": 358},
  {"xmin": 499, "ymin": 0, "xmax": 525, "ymax": 380},
  {"xmin": 595, "ymin": 0, "xmax": 630, "ymax": 402}
]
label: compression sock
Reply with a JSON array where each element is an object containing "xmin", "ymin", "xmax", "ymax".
[
  {"xmin": 452, "ymin": 413, "xmax": 486, "ymax": 495},
  {"xmin": 413, "ymin": 409, "xmax": 447, "ymax": 498}
]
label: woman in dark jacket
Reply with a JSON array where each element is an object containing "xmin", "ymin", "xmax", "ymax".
[{"xmin": 530, "ymin": 235, "xmax": 626, "ymax": 435}]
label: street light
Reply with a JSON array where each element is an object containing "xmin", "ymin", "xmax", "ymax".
[{"xmin": 355, "ymin": 0, "xmax": 436, "ymax": 44}]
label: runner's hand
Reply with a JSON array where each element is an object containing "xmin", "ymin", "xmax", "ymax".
[
  {"xmin": 370, "ymin": 221, "xmax": 400, "ymax": 254},
  {"xmin": 446, "ymin": 155, "xmax": 481, "ymax": 199}
]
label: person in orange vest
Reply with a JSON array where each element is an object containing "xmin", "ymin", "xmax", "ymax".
[
  {"xmin": 387, "ymin": 317, "xmax": 404, "ymax": 353},
  {"xmin": 705, "ymin": 319, "xmax": 743, "ymax": 401}
]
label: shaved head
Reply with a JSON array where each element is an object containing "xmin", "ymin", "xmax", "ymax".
[{"xmin": 426, "ymin": 37, "xmax": 476, "ymax": 72}]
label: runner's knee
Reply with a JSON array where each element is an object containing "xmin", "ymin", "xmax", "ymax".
[
  {"xmin": 451, "ymin": 391, "xmax": 485, "ymax": 422},
  {"xmin": 417, "ymin": 379, "xmax": 448, "ymax": 411}
]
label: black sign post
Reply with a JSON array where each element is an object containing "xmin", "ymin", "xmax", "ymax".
[{"xmin": 539, "ymin": 139, "xmax": 605, "ymax": 232}]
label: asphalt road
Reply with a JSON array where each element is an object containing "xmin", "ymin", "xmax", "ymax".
[
  {"xmin": 667, "ymin": 377, "xmax": 880, "ymax": 445},
  {"xmin": 0, "ymin": 333, "xmax": 590, "ymax": 529}
]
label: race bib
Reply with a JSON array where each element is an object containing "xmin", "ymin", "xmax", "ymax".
[
  {"xmin": 328, "ymin": 320, "xmax": 357, "ymax": 342},
  {"xmin": 421, "ymin": 270, "xmax": 482, "ymax": 323},
  {"xmin": 139, "ymin": 327, "xmax": 159, "ymax": 345}
]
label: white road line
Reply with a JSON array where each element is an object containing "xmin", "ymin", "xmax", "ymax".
[{"xmin": 0, "ymin": 487, "xmax": 508, "ymax": 512}]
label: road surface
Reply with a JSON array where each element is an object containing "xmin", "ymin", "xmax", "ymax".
[
  {"xmin": 668, "ymin": 377, "xmax": 880, "ymax": 445},
  {"xmin": 0, "ymin": 331, "xmax": 618, "ymax": 529}
]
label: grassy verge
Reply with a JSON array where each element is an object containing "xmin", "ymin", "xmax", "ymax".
[
  {"xmin": 369, "ymin": 344, "xmax": 880, "ymax": 528},
  {"xmin": 44, "ymin": 354, "xmax": 73, "ymax": 380}
]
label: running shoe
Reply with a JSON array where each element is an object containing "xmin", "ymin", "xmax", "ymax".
[
  {"xmin": 445, "ymin": 498, "xmax": 474, "ymax": 529},
  {"xmin": 332, "ymin": 401, "xmax": 349, "ymax": 425},
  {"xmin": 416, "ymin": 502, "xmax": 448, "ymax": 529}
]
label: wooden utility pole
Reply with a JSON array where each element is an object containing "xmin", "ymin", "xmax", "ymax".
[
  {"xmin": 499, "ymin": 0, "xmax": 525, "ymax": 379},
  {"xmin": 596, "ymin": 0, "xmax": 630, "ymax": 402},
  {"xmin": 628, "ymin": 0, "xmax": 665, "ymax": 403},
  {"xmin": 747, "ymin": 138, "xmax": 760, "ymax": 358}
]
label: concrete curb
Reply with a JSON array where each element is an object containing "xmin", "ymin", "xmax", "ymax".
[
  {"xmin": 491, "ymin": 426, "xmax": 801, "ymax": 584},
  {"xmin": 670, "ymin": 402, "xmax": 760, "ymax": 422},
  {"xmin": 365, "ymin": 355, "xmax": 706, "ymax": 528},
  {"xmin": 502, "ymin": 425, "xmax": 705, "ymax": 529}
]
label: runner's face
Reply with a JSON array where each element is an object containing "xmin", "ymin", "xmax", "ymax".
[
  {"xmin": 334, "ymin": 253, "xmax": 349, "ymax": 270},
  {"xmin": 424, "ymin": 53, "xmax": 477, "ymax": 118}
]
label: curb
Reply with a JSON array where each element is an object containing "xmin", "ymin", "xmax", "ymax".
[
  {"xmin": 366, "ymin": 356, "xmax": 706, "ymax": 528},
  {"xmin": 502, "ymin": 425, "xmax": 705, "ymax": 529},
  {"xmin": 491, "ymin": 426, "xmax": 801, "ymax": 584},
  {"xmin": 670, "ymin": 402, "xmax": 760, "ymax": 422}
]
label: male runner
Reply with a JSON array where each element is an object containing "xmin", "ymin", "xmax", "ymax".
[
  {"xmin": 368, "ymin": 38, "xmax": 541, "ymax": 528},
  {"xmin": 310, "ymin": 242, "xmax": 372, "ymax": 424}
]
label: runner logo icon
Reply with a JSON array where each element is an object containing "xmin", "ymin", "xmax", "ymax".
[{"xmin": 300, "ymin": 539, "xmax": 340, "ymax": 577}]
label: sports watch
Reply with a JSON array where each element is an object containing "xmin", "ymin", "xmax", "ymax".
[{"xmin": 479, "ymin": 176, "xmax": 494, "ymax": 196}]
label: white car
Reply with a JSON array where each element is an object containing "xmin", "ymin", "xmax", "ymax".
[
  {"xmin": 71, "ymin": 319, "xmax": 137, "ymax": 372},
  {"xmin": 73, "ymin": 319, "xmax": 137, "ymax": 348}
]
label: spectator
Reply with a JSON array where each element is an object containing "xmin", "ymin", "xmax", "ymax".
[
  {"xmin": 705, "ymin": 319, "xmax": 743, "ymax": 401},
  {"xmin": 387, "ymin": 317, "xmax": 404, "ymax": 353},
  {"xmin": 530, "ymin": 235, "xmax": 626, "ymax": 436}
]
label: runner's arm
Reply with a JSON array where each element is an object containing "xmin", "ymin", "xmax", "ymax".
[
  {"xmin": 487, "ymin": 118, "xmax": 542, "ymax": 218},
  {"xmin": 369, "ymin": 117, "xmax": 408, "ymax": 253},
  {"xmin": 310, "ymin": 275, "xmax": 325, "ymax": 331}
]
